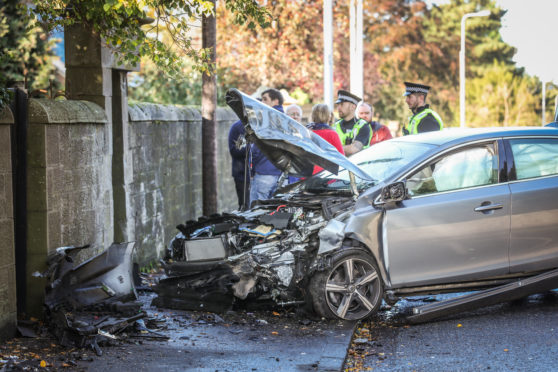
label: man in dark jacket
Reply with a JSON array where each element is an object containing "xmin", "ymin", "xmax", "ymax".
[
  {"xmin": 355, "ymin": 101, "xmax": 393, "ymax": 146},
  {"xmin": 249, "ymin": 88, "xmax": 284, "ymax": 205},
  {"xmin": 403, "ymin": 82, "xmax": 443, "ymax": 135},
  {"xmin": 228, "ymin": 119, "xmax": 249, "ymax": 209}
]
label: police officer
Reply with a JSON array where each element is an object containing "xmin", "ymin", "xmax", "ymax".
[
  {"xmin": 403, "ymin": 82, "xmax": 443, "ymax": 135},
  {"xmin": 334, "ymin": 90, "xmax": 371, "ymax": 156}
]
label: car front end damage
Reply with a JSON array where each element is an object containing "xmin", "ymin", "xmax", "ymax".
[
  {"xmin": 153, "ymin": 88, "xmax": 382, "ymax": 319},
  {"xmin": 154, "ymin": 195, "xmax": 355, "ymax": 312}
]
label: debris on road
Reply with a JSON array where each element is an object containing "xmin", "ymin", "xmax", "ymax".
[{"xmin": 33, "ymin": 242, "xmax": 149, "ymax": 353}]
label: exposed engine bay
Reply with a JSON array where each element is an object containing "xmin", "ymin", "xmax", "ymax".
[{"xmin": 155, "ymin": 195, "xmax": 355, "ymax": 312}]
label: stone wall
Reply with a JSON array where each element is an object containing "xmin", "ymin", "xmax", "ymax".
[
  {"xmin": 127, "ymin": 103, "xmax": 239, "ymax": 264},
  {"xmin": 0, "ymin": 106, "xmax": 16, "ymax": 341},
  {"xmin": 0, "ymin": 98, "xmax": 240, "ymax": 319},
  {"xmin": 26, "ymin": 99, "xmax": 112, "ymax": 313}
]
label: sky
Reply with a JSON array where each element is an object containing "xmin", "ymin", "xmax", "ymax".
[
  {"xmin": 495, "ymin": 0, "xmax": 557, "ymax": 83},
  {"xmin": 430, "ymin": 0, "xmax": 557, "ymax": 83}
]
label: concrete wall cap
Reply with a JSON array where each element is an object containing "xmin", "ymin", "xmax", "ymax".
[
  {"xmin": 0, "ymin": 105, "xmax": 15, "ymax": 125},
  {"xmin": 216, "ymin": 107, "xmax": 240, "ymax": 122},
  {"xmin": 128, "ymin": 103, "xmax": 200, "ymax": 122},
  {"xmin": 28, "ymin": 99, "xmax": 107, "ymax": 125},
  {"xmin": 128, "ymin": 103, "xmax": 238, "ymax": 123}
]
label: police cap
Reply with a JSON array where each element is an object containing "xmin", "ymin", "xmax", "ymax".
[
  {"xmin": 335, "ymin": 90, "xmax": 361, "ymax": 105},
  {"xmin": 403, "ymin": 82, "xmax": 430, "ymax": 96}
]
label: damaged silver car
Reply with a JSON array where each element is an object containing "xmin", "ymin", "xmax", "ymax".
[{"xmin": 157, "ymin": 89, "xmax": 558, "ymax": 321}]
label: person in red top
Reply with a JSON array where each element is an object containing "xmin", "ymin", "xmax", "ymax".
[
  {"xmin": 307, "ymin": 104, "xmax": 344, "ymax": 174},
  {"xmin": 355, "ymin": 101, "xmax": 393, "ymax": 146}
]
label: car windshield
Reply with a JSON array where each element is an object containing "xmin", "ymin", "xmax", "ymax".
[{"xmin": 301, "ymin": 140, "xmax": 435, "ymax": 193}]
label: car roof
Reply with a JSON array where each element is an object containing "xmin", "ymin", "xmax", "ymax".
[{"xmin": 390, "ymin": 127, "xmax": 558, "ymax": 147}]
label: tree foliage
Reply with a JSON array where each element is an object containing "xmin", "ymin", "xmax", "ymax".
[
  {"xmin": 467, "ymin": 61, "xmax": 540, "ymax": 126},
  {"xmin": 33, "ymin": 0, "xmax": 271, "ymax": 76},
  {"xmin": 214, "ymin": 0, "xmax": 544, "ymax": 127},
  {"xmin": 128, "ymin": 59, "xmax": 207, "ymax": 105},
  {"xmin": 0, "ymin": 0, "xmax": 58, "ymax": 106},
  {"xmin": 217, "ymin": 0, "xmax": 326, "ymax": 99},
  {"xmin": 360, "ymin": 0, "xmax": 517, "ymax": 125}
]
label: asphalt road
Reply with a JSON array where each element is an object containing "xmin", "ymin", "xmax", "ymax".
[
  {"xmin": 3, "ymin": 291, "xmax": 557, "ymax": 371},
  {"xmin": 70, "ymin": 292, "xmax": 356, "ymax": 372},
  {"xmin": 345, "ymin": 291, "xmax": 558, "ymax": 371}
]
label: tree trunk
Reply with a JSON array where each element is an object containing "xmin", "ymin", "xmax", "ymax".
[{"xmin": 202, "ymin": 0, "xmax": 217, "ymax": 216}]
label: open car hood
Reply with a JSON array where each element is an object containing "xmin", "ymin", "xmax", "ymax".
[{"xmin": 225, "ymin": 89, "xmax": 373, "ymax": 180}]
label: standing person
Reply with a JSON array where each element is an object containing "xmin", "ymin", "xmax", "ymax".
[
  {"xmin": 308, "ymin": 104, "xmax": 344, "ymax": 174},
  {"xmin": 285, "ymin": 104, "xmax": 303, "ymax": 122},
  {"xmin": 402, "ymin": 82, "xmax": 443, "ymax": 135},
  {"xmin": 355, "ymin": 101, "xmax": 392, "ymax": 146},
  {"xmin": 228, "ymin": 119, "xmax": 249, "ymax": 209},
  {"xmin": 250, "ymin": 88, "xmax": 284, "ymax": 204},
  {"xmin": 333, "ymin": 90, "xmax": 371, "ymax": 156}
]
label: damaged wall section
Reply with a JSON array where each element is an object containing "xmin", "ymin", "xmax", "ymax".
[
  {"xmin": 26, "ymin": 99, "xmax": 112, "ymax": 315},
  {"xmin": 127, "ymin": 104, "xmax": 238, "ymax": 264},
  {"xmin": 0, "ymin": 106, "xmax": 17, "ymax": 341}
]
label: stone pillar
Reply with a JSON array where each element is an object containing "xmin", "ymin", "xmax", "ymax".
[
  {"xmin": 111, "ymin": 70, "xmax": 135, "ymax": 243},
  {"xmin": 25, "ymin": 99, "xmax": 110, "ymax": 316},
  {"xmin": 65, "ymin": 24, "xmax": 138, "ymax": 243},
  {"xmin": 0, "ymin": 106, "xmax": 17, "ymax": 340}
]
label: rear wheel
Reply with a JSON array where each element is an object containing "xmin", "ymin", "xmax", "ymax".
[{"xmin": 310, "ymin": 249, "xmax": 383, "ymax": 320}]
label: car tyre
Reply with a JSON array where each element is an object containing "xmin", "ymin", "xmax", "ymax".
[{"xmin": 310, "ymin": 248, "xmax": 383, "ymax": 321}]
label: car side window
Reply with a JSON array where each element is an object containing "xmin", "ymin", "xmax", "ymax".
[
  {"xmin": 509, "ymin": 138, "xmax": 558, "ymax": 180},
  {"xmin": 407, "ymin": 144, "xmax": 498, "ymax": 196}
]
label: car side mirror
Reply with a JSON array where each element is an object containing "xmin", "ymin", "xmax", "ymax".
[{"xmin": 380, "ymin": 181, "xmax": 408, "ymax": 204}]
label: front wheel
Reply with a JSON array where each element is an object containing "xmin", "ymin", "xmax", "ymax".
[{"xmin": 309, "ymin": 249, "xmax": 383, "ymax": 320}]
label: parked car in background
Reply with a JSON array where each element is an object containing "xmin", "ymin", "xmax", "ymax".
[{"xmin": 157, "ymin": 89, "xmax": 558, "ymax": 321}]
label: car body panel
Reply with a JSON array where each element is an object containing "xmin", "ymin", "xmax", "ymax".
[
  {"xmin": 509, "ymin": 176, "xmax": 558, "ymax": 272},
  {"xmin": 384, "ymin": 184, "xmax": 511, "ymax": 287}
]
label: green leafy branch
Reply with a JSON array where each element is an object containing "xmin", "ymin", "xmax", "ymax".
[{"xmin": 32, "ymin": 0, "xmax": 271, "ymax": 77}]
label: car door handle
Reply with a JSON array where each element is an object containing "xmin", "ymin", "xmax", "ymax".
[{"xmin": 474, "ymin": 203, "xmax": 503, "ymax": 212}]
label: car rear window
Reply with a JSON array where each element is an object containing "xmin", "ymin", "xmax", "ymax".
[{"xmin": 509, "ymin": 138, "xmax": 558, "ymax": 179}]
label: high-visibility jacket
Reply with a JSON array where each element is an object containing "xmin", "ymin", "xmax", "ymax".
[
  {"xmin": 405, "ymin": 108, "xmax": 443, "ymax": 135},
  {"xmin": 334, "ymin": 118, "xmax": 371, "ymax": 148}
]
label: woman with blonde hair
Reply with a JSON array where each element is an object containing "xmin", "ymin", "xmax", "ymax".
[{"xmin": 308, "ymin": 104, "xmax": 345, "ymax": 174}]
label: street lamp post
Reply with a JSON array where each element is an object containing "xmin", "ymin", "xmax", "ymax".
[
  {"xmin": 542, "ymin": 80, "xmax": 547, "ymax": 126},
  {"xmin": 460, "ymin": 10, "xmax": 490, "ymax": 128},
  {"xmin": 349, "ymin": 0, "xmax": 363, "ymax": 99}
]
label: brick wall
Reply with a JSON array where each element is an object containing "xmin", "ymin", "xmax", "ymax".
[{"xmin": 0, "ymin": 106, "xmax": 16, "ymax": 341}]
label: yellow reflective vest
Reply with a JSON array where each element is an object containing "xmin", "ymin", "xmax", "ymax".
[
  {"xmin": 334, "ymin": 118, "xmax": 371, "ymax": 148},
  {"xmin": 405, "ymin": 108, "xmax": 443, "ymax": 135}
]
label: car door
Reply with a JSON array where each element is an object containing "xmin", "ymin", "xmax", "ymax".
[
  {"xmin": 506, "ymin": 137, "xmax": 558, "ymax": 273},
  {"xmin": 384, "ymin": 140, "xmax": 511, "ymax": 287}
]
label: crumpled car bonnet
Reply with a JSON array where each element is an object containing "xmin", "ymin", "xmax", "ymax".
[{"xmin": 225, "ymin": 88, "xmax": 373, "ymax": 180}]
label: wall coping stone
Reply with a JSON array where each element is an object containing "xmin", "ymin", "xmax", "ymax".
[
  {"xmin": 0, "ymin": 105, "xmax": 14, "ymax": 125},
  {"xmin": 28, "ymin": 99, "xmax": 107, "ymax": 125},
  {"xmin": 128, "ymin": 103, "xmax": 239, "ymax": 123}
]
